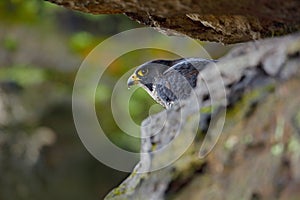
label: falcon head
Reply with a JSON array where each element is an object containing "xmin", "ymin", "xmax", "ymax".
[
  {"xmin": 127, "ymin": 59, "xmax": 184, "ymax": 89},
  {"xmin": 127, "ymin": 61, "xmax": 165, "ymax": 90}
]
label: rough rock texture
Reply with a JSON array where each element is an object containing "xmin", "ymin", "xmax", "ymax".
[
  {"xmin": 46, "ymin": 0, "xmax": 300, "ymax": 43},
  {"xmin": 105, "ymin": 33, "xmax": 300, "ymax": 199}
]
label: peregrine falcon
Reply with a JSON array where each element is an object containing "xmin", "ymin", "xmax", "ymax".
[{"xmin": 127, "ymin": 58, "xmax": 217, "ymax": 109}]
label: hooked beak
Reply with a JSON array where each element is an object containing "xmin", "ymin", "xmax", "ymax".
[{"xmin": 127, "ymin": 74, "xmax": 141, "ymax": 88}]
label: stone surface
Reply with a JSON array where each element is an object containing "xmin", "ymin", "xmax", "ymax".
[
  {"xmin": 46, "ymin": 0, "xmax": 300, "ymax": 43},
  {"xmin": 105, "ymin": 33, "xmax": 300, "ymax": 199}
]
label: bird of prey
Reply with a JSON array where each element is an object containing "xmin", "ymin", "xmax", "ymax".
[{"xmin": 127, "ymin": 58, "xmax": 217, "ymax": 109}]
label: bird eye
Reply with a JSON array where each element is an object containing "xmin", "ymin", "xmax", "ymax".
[{"xmin": 137, "ymin": 69, "xmax": 148, "ymax": 76}]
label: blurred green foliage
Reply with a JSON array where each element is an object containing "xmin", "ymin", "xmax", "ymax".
[
  {"xmin": 3, "ymin": 35, "xmax": 19, "ymax": 52},
  {"xmin": 0, "ymin": 0, "xmax": 145, "ymax": 199},
  {"xmin": 0, "ymin": 65, "xmax": 46, "ymax": 86},
  {"xmin": 0, "ymin": 0, "xmax": 44, "ymax": 23},
  {"xmin": 69, "ymin": 31, "xmax": 98, "ymax": 54}
]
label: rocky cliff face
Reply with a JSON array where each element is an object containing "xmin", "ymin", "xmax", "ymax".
[{"xmin": 47, "ymin": 0, "xmax": 300, "ymax": 43}]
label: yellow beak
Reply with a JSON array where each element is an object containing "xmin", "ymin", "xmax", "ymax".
[{"xmin": 127, "ymin": 74, "xmax": 141, "ymax": 87}]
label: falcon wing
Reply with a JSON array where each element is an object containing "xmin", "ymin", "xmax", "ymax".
[
  {"xmin": 149, "ymin": 58, "xmax": 186, "ymax": 68},
  {"xmin": 163, "ymin": 58, "xmax": 217, "ymax": 87},
  {"xmin": 163, "ymin": 58, "xmax": 216, "ymax": 75}
]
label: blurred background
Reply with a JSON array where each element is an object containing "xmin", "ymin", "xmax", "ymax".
[{"xmin": 0, "ymin": 1, "xmax": 232, "ymax": 199}]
